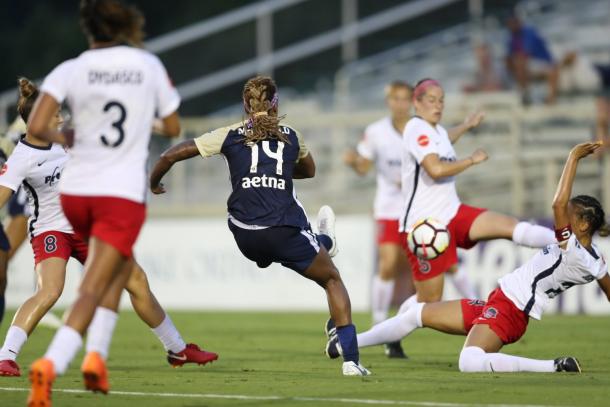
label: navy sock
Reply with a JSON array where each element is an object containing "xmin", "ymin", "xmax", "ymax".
[
  {"xmin": 336, "ymin": 324, "xmax": 359, "ymax": 363},
  {"xmin": 0, "ymin": 295, "xmax": 4, "ymax": 326},
  {"xmin": 317, "ymin": 234, "xmax": 333, "ymax": 252}
]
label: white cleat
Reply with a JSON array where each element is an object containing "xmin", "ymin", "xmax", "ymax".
[
  {"xmin": 342, "ymin": 361, "xmax": 371, "ymax": 376},
  {"xmin": 39, "ymin": 312, "xmax": 63, "ymax": 329},
  {"xmin": 317, "ymin": 205, "xmax": 338, "ymax": 257}
]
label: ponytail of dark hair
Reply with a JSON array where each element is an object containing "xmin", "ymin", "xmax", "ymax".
[
  {"xmin": 241, "ymin": 76, "xmax": 287, "ymax": 145},
  {"xmin": 80, "ymin": 0, "xmax": 145, "ymax": 46}
]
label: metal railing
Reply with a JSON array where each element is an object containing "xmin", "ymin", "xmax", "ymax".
[{"xmin": 148, "ymin": 93, "xmax": 607, "ymax": 221}]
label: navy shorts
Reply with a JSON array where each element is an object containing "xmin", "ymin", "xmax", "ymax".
[
  {"xmin": 228, "ymin": 221, "xmax": 321, "ymax": 273},
  {"xmin": 8, "ymin": 187, "xmax": 29, "ymax": 217},
  {"xmin": 0, "ymin": 225, "xmax": 10, "ymax": 252}
]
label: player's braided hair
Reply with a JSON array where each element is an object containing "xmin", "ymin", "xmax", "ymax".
[
  {"xmin": 570, "ymin": 195, "xmax": 610, "ymax": 237},
  {"xmin": 17, "ymin": 77, "xmax": 39, "ymax": 123},
  {"xmin": 80, "ymin": 0, "xmax": 145, "ymax": 47},
  {"xmin": 242, "ymin": 76, "xmax": 288, "ymax": 145}
]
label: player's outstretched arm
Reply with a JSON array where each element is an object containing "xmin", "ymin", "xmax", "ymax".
[
  {"xmin": 597, "ymin": 274, "xmax": 610, "ymax": 302},
  {"xmin": 552, "ymin": 142, "xmax": 602, "ymax": 239},
  {"xmin": 293, "ymin": 153, "xmax": 316, "ymax": 179},
  {"xmin": 0, "ymin": 187, "xmax": 13, "ymax": 212},
  {"xmin": 447, "ymin": 111, "xmax": 485, "ymax": 144},
  {"xmin": 149, "ymin": 139, "xmax": 200, "ymax": 194},
  {"xmin": 343, "ymin": 149, "xmax": 372, "ymax": 176},
  {"xmin": 421, "ymin": 148, "xmax": 488, "ymax": 180},
  {"xmin": 27, "ymin": 94, "xmax": 71, "ymax": 145}
]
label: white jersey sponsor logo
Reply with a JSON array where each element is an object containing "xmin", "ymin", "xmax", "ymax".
[
  {"xmin": 357, "ymin": 117, "xmax": 403, "ymax": 220},
  {"xmin": 40, "ymin": 45, "xmax": 180, "ymax": 203},
  {"xmin": 399, "ymin": 116, "xmax": 461, "ymax": 232},
  {"xmin": 0, "ymin": 140, "xmax": 73, "ymax": 237},
  {"xmin": 500, "ymin": 234, "xmax": 608, "ymax": 320}
]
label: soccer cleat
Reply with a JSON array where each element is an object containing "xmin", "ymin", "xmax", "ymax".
[
  {"xmin": 325, "ymin": 334, "xmax": 342, "ymax": 359},
  {"xmin": 554, "ymin": 356, "xmax": 582, "ymax": 373},
  {"xmin": 342, "ymin": 361, "xmax": 371, "ymax": 376},
  {"xmin": 0, "ymin": 359, "xmax": 21, "ymax": 376},
  {"xmin": 167, "ymin": 343, "xmax": 218, "ymax": 368},
  {"xmin": 317, "ymin": 205, "xmax": 338, "ymax": 257},
  {"xmin": 384, "ymin": 341, "xmax": 409, "ymax": 359},
  {"xmin": 324, "ymin": 318, "xmax": 336, "ymax": 338},
  {"xmin": 28, "ymin": 358, "xmax": 55, "ymax": 407},
  {"xmin": 81, "ymin": 351, "xmax": 109, "ymax": 394},
  {"xmin": 39, "ymin": 312, "xmax": 63, "ymax": 330}
]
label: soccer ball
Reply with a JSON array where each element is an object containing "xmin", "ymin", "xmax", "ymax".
[{"xmin": 407, "ymin": 218, "xmax": 450, "ymax": 260}]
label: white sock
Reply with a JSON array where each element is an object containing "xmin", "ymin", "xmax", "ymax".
[
  {"xmin": 358, "ymin": 302, "xmax": 424, "ymax": 347},
  {"xmin": 512, "ymin": 222, "xmax": 556, "ymax": 248},
  {"xmin": 447, "ymin": 268, "xmax": 478, "ymax": 299},
  {"xmin": 151, "ymin": 314, "xmax": 186, "ymax": 353},
  {"xmin": 44, "ymin": 326, "xmax": 83, "ymax": 375},
  {"xmin": 371, "ymin": 276, "xmax": 395, "ymax": 325},
  {"xmin": 0, "ymin": 326, "xmax": 28, "ymax": 361},
  {"xmin": 85, "ymin": 307, "xmax": 119, "ymax": 360},
  {"xmin": 398, "ymin": 294, "xmax": 418, "ymax": 314},
  {"xmin": 459, "ymin": 346, "xmax": 555, "ymax": 373}
]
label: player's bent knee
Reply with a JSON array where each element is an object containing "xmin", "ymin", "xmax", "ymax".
[
  {"xmin": 458, "ymin": 346, "xmax": 487, "ymax": 372},
  {"xmin": 37, "ymin": 287, "xmax": 63, "ymax": 308}
]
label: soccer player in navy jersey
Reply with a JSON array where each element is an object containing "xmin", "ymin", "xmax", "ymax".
[{"xmin": 150, "ymin": 76, "xmax": 370, "ymax": 376}]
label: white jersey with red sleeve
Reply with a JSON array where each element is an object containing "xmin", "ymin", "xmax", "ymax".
[
  {"xmin": 0, "ymin": 139, "xmax": 73, "ymax": 237},
  {"xmin": 357, "ymin": 117, "xmax": 403, "ymax": 220},
  {"xmin": 499, "ymin": 234, "xmax": 608, "ymax": 320},
  {"xmin": 399, "ymin": 116, "xmax": 461, "ymax": 232},
  {"xmin": 40, "ymin": 45, "xmax": 180, "ymax": 203}
]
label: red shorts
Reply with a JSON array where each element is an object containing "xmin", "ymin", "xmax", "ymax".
[
  {"xmin": 60, "ymin": 195, "xmax": 146, "ymax": 258},
  {"xmin": 460, "ymin": 298, "xmax": 487, "ymax": 332},
  {"xmin": 31, "ymin": 231, "xmax": 89, "ymax": 266},
  {"xmin": 472, "ymin": 288, "xmax": 529, "ymax": 345},
  {"xmin": 402, "ymin": 204, "xmax": 487, "ymax": 281},
  {"xmin": 376, "ymin": 219, "xmax": 402, "ymax": 245}
]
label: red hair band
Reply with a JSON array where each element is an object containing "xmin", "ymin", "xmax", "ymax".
[{"xmin": 413, "ymin": 79, "xmax": 441, "ymax": 100}]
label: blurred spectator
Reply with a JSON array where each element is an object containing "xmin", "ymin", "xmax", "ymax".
[
  {"xmin": 463, "ymin": 43, "xmax": 507, "ymax": 93},
  {"xmin": 505, "ymin": 14, "xmax": 558, "ymax": 105},
  {"xmin": 595, "ymin": 65, "xmax": 610, "ymax": 145}
]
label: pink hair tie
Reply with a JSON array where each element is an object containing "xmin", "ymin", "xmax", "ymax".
[{"xmin": 413, "ymin": 79, "xmax": 441, "ymax": 100}]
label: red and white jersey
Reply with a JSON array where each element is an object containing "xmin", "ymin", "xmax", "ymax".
[
  {"xmin": 500, "ymin": 234, "xmax": 608, "ymax": 320},
  {"xmin": 399, "ymin": 116, "xmax": 461, "ymax": 232},
  {"xmin": 41, "ymin": 45, "xmax": 180, "ymax": 203},
  {"xmin": 357, "ymin": 117, "xmax": 403, "ymax": 220},
  {"xmin": 0, "ymin": 139, "xmax": 72, "ymax": 237}
]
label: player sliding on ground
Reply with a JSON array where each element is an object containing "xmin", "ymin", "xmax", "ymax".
[
  {"xmin": 327, "ymin": 141, "xmax": 610, "ymax": 373},
  {"xmin": 150, "ymin": 75, "xmax": 370, "ymax": 376},
  {"xmin": 0, "ymin": 78, "xmax": 217, "ymax": 378},
  {"xmin": 399, "ymin": 78, "xmax": 556, "ymax": 306}
]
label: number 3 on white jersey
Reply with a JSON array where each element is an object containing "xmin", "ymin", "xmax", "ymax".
[{"xmin": 249, "ymin": 141, "xmax": 284, "ymax": 175}]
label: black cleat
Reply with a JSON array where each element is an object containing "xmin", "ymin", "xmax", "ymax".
[
  {"xmin": 324, "ymin": 318, "xmax": 336, "ymax": 338},
  {"xmin": 384, "ymin": 341, "xmax": 409, "ymax": 359},
  {"xmin": 325, "ymin": 334, "xmax": 342, "ymax": 359},
  {"xmin": 554, "ymin": 357, "xmax": 582, "ymax": 373}
]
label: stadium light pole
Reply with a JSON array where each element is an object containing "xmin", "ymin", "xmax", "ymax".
[{"xmin": 341, "ymin": 0, "xmax": 359, "ymax": 63}]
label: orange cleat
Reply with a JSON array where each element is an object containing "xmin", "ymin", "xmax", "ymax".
[
  {"xmin": 80, "ymin": 352, "xmax": 109, "ymax": 394},
  {"xmin": 27, "ymin": 358, "xmax": 55, "ymax": 407}
]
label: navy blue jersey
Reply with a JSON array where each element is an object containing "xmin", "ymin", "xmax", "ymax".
[{"xmin": 194, "ymin": 122, "xmax": 310, "ymax": 228}]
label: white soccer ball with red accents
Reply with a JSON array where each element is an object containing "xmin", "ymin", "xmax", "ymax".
[{"xmin": 407, "ymin": 218, "xmax": 450, "ymax": 260}]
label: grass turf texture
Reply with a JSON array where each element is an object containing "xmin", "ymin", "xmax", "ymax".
[{"xmin": 0, "ymin": 311, "xmax": 609, "ymax": 407}]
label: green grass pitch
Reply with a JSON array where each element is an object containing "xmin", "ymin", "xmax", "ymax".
[{"xmin": 1, "ymin": 310, "xmax": 609, "ymax": 406}]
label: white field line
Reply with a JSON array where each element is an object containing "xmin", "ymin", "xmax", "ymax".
[{"xmin": 0, "ymin": 386, "xmax": 573, "ymax": 407}]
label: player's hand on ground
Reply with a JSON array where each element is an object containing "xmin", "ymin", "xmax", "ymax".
[
  {"xmin": 151, "ymin": 182, "xmax": 166, "ymax": 194},
  {"xmin": 569, "ymin": 142, "xmax": 602, "ymax": 160},
  {"xmin": 343, "ymin": 149, "xmax": 358, "ymax": 166},
  {"xmin": 470, "ymin": 148, "xmax": 488, "ymax": 164},
  {"xmin": 464, "ymin": 110, "xmax": 485, "ymax": 130}
]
